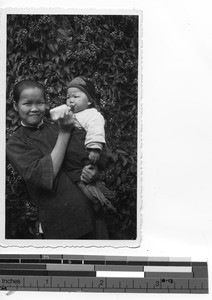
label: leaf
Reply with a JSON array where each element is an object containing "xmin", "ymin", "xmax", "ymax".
[
  {"xmin": 103, "ymin": 24, "xmax": 109, "ymax": 29},
  {"xmin": 116, "ymin": 149, "xmax": 128, "ymax": 155},
  {"xmin": 121, "ymin": 172, "xmax": 127, "ymax": 183},
  {"xmin": 64, "ymin": 66, "xmax": 70, "ymax": 74},
  {"xmin": 115, "ymin": 166, "xmax": 122, "ymax": 175},
  {"xmin": 104, "ymin": 37, "xmax": 112, "ymax": 44},
  {"xmin": 122, "ymin": 156, "xmax": 128, "ymax": 167},
  {"xmin": 54, "ymin": 43, "xmax": 58, "ymax": 51},
  {"xmin": 48, "ymin": 43, "xmax": 55, "ymax": 53},
  {"xmin": 116, "ymin": 176, "xmax": 121, "ymax": 186},
  {"xmin": 112, "ymin": 153, "xmax": 118, "ymax": 161},
  {"xmin": 57, "ymin": 28, "xmax": 68, "ymax": 37},
  {"xmin": 119, "ymin": 50, "xmax": 127, "ymax": 54},
  {"xmin": 110, "ymin": 43, "xmax": 114, "ymax": 51},
  {"xmin": 56, "ymin": 38, "xmax": 62, "ymax": 43}
]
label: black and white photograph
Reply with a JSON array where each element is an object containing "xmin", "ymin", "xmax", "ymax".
[
  {"xmin": 3, "ymin": 10, "xmax": 142, "ymax": 246},
  {"xmin": 1, "ymin": 0, "xmax": 212, "ymax": 299}
]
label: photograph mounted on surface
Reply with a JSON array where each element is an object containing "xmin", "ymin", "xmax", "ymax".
[{"xmin": 2, "ymin": 10, "xmax": 142, "ymax": 247}]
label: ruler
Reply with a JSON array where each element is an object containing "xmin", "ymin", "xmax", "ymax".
[{"xmin": 0, "ymin": 255, "xmax": 208, "ymax": 293}]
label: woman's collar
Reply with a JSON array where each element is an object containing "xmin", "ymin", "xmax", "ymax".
[{"xmin": 21, "ymin": 119, "xmax": 44, "ymax": 129}]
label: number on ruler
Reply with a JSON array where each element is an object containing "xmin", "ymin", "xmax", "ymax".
[
  {"xmin": 155, "ymin": 281, "xmax": 160, "ymax": 287},
  {"xmin": 99, "ymin": 280, "xmax": 104, "ymax": 288}
]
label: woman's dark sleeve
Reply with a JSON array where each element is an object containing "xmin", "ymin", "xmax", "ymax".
[{"xmin": 6, "ymin": 135, "xmax": 54, "ymax": 191}]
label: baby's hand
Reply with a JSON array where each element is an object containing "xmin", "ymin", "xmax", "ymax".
[
  {"xmin": 69, "ymin": 103, "xmax": 75, "ymax": 112},
  {"xmin": 89, "ymin": 150, "xmax": 100, "ymax": 164}
]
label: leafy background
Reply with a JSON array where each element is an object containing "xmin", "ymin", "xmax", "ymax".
[{"xmin": 6, "ymin": 14, "xmax": 138, "ymax": 239}]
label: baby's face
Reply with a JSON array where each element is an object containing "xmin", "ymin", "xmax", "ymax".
[{"xmin": 66, "ymin": 87, "xmax": 90, "ymax": 113}]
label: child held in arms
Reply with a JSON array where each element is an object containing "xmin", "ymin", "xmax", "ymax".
[{"xmin": 50, "ymin": 76, "xmax": 116, "ymax": 214}]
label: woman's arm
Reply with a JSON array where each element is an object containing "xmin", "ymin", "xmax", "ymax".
[
  {"xmin": 7, "ymin": 135, "xmax": 55, "ymax": 191},
  {"xmin": 6, "ymin": 109, "xmax": 74, "ymax": 190},
  {"xmin": 50, "ymin": 108, "xmax": 74, "ymax": 178}
]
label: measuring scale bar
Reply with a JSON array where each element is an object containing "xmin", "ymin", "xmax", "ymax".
[
  {"xmin": 0, "ymin": 275, "xmax": 208, "ymax": 293},
  {"xmin": 0, "ymin": 255, "xmax": 208, "ymax": 294}
]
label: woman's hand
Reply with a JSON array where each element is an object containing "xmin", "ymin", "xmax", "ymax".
[
  {"xmin": 81, "ymin": 164, "xmax": 99, "ymax": 184},
  {"xmin": 58, "ymin": 107, "xmax": 75, "ymax": 132}
]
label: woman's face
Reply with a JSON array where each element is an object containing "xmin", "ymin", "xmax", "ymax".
[{"xmin": 14, "ymin": 87, "xmax": 46, "ymax": 126}]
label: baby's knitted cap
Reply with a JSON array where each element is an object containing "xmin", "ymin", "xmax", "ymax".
[{"xmin": 67, "ymin": 76, "xmax": 96, "ymax": 104}]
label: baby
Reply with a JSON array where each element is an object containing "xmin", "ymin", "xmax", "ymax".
[{"xmin": 50, "ymin": 76, "xmax": 115, "ymax": 213}]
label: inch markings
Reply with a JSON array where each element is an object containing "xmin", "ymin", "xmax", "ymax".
[{"xmin": 0, "ymin": 255, "xmax": 208, "ymax": 294}]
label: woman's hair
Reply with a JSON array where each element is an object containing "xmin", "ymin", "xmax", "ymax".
[{"xmin": 13, "ymin": 79, "xmax": 45, "ymax": 103}]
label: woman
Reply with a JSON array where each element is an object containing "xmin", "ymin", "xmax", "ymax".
[{"xmin": 6, "ymin": 79, "xmax": 103, "ymax": 239}]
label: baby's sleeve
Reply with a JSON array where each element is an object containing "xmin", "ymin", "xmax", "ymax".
[{"xmin": 83, "ymin": 109, "xmax": 106, "ymax": 149}]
